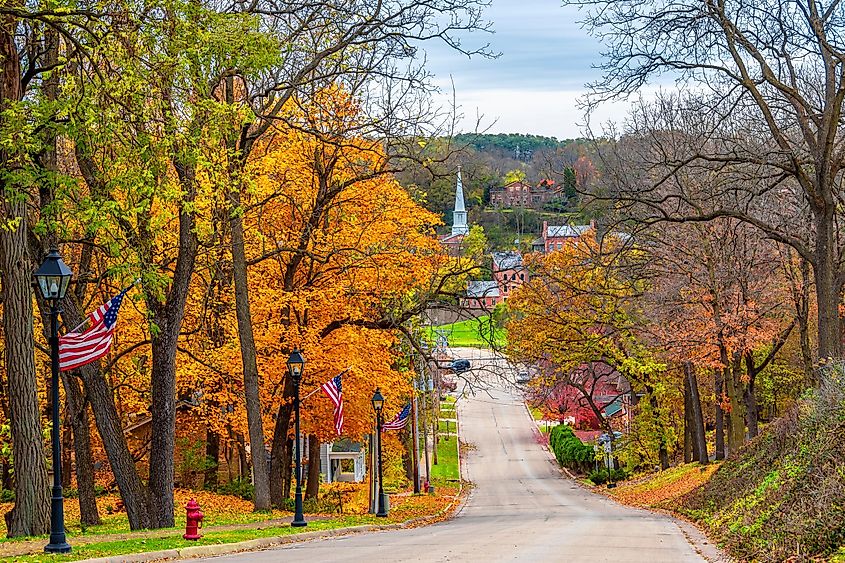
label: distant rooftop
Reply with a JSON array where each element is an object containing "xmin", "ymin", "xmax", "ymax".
[
  {"xmin": 547, "ymin": 224, "xmax": 591, "ymax": 238},
  {"xmin": 492, "ymin": 251, "xmax": 523, "ymax": 270},
  {"xmin": 466, "ymin": 280, "xmax": 500, "ymax": 298}
]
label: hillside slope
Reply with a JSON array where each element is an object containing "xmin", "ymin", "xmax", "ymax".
[{"xmin": 679, "ymin": 376, "xmax": 845, "ymax": 561}]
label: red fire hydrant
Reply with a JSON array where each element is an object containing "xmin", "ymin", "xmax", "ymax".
[{"xmin": 183, "ymin": 498, "xmax": 204, "ymax": 540}]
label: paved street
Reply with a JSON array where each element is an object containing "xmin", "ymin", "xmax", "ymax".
[{"xmin": 199, "ymin": 348, "xmax": 720, "ymax": 562}]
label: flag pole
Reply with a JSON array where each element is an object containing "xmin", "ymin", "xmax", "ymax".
[
  {"xmin": 65, "ymin": 278, "xmax": 141, "ymax": 335},
  {"xmin": 301, "ymin": 368, "xmax": 350, "ymax": 402}
]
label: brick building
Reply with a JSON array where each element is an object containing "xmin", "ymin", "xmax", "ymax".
[
  {"xmin": 462, "ymin": 251, "xmax": 529, "ymax": 310},
  {"xmin": 532, "ymin": 220, "xmax": 594, "ymax": 253},
  {"xmin": 490, "ymin": 179, "xmax": 557, "ymax": 209}
]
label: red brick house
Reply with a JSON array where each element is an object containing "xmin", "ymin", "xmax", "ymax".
[
  {"xmin": 490, "ymin": 180, "xmax": 557, "ymax": 209},
  {"xmin": 463, "ymin": 251, "xmax": 530, "ymax": 310},
  {"xmin": 532, "ymin": 220, "xmax": 594, "ymax": 253}
]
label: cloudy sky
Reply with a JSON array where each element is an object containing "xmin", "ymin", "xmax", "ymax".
[{"xmin": 422, "ymin": 0, "xmax": 630, "ymax": 140}]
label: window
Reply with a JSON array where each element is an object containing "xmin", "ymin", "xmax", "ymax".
[
  {"xmin": 511, "ymin": 273, "xmax": 517, "ymax": 280},
  {"xmin": 504, "ymin": 285, "xmax": 508, "ymax": 293},
  {"xmin": 520, "ymin": 273, "xmax": 524, "ymax": 281}
]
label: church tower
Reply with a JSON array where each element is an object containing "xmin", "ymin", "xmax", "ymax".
[{"xmin": 451, "ymin": 167, "xmax": 469, "ymax": 236}]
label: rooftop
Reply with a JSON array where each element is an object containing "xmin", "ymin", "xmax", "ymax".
[
  {"xmin": 466, "ymin": 280, "xmax": 500, "ymax": 298},
  {"xmin": 547, "ymin": 224, "xmax": 591, "ymax": 238},
  {"xmin": 492, "ymin": 251, "xmax": 524, "ymax": 270}
]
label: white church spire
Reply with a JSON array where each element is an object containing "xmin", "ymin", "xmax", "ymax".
[{"xmin": 451, "ymin": 167, "xmax": 469, "ymax": 236}]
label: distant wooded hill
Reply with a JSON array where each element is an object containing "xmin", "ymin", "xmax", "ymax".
[{"xmin": 452, "ymin": 133, "xmax": 577, "ymax": 160}]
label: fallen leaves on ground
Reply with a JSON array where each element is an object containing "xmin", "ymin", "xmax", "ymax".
[{"xmin": 606, "ymin": 462, "xmax": 720, "ymax": 508}]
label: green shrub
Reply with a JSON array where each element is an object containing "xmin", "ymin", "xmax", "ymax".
[
  {"xmin": 0, "ymin": 488, "xmax": 13, "ymax": 502},
  {"xmin": 588, "ymin": 468, "xmax": 627, "ymax": 485},
  {"xmin": 549, "ymin": 424, "xmax": 595, "ymax": 473},
  {"xmin": 216, "ymin": 477, "xmax": 254, "ymax": 501}
]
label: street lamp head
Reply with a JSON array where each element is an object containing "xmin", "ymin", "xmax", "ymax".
[
  {"xmin": 286, "ymin": 349, "xmax": 305, "ymax": 384},
  {"xmin": 34, "ymin": 248, "xmax": 73, "ymax": 301},
  {"xmin": 371, "ymin": 388, "xmax": 384, "ymax": 413}
]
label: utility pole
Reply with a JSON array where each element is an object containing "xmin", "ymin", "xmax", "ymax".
[
  {"xmin": 411, "ymin": 355, "xmax": 421, "ymax": 493},
  {"xmin": 419, "ymin": 363, "xmax": 431, "ymax": 490}
]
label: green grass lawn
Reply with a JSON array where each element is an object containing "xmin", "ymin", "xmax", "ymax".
[
  {"xmin": 528, "ymin": 405, "xmax": 544, "ymax": 421},
  {"xmin": 438, "ymin": 419, "xmax": 457, "ymax": 435},
  {"xmin": 430, "ymin": 435, "xmax": 459, "ymax": 483},
  {"xmin": 426, "ymin": 316, "xmax": 507, "ymax": 348}
]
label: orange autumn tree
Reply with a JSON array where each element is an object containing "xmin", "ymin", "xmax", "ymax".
[{"xmin": 175, "ymin": 86, "xmax": 443, "ymax": 504}]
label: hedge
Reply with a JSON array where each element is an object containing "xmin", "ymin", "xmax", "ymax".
[{"xmin": 549, "ymin": 424, "xmax": 594, "ymax": 474}]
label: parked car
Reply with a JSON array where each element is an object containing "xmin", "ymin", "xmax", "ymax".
[
  {"xmin": 516, "ymin": 371, "xmax": 531, "ymax": 384},
  {"xmin": 448, "ymin": 359, "xmax": 470, "ymax": 373}
]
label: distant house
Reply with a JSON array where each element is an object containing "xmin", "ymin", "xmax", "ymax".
[
  {"xmin": 535, "ymin": 220, "xmax": 594, "ymax": 253},
  {"xmin": 461, "ymin": 280, "xmax": 500, "ymax": 309},
  {"xmin": 319, "ymin": 439, "xmax": 366, "ymax": 483},
  {"xmin": 492, "ymin": 251, "xmax": 527, "ymax": 301},
  {"xmin": 542, "ymin": 362, "xmax": 635, "ymax": 432},
  {"xmin": 490, "ymin": 179, "xmax": 557, "ymax": 209},
  {"xmin": 463, "ymin": 251, "xmax": 529, "ymax": 310}
]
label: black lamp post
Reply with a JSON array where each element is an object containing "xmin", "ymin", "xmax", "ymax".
[
  {"xmin": 34, "ymin": 248, "xmax": 73, "ymax": 554},
  {"xmin": 287, "ymin": 349, "xmax": 307, "ymax": 527},
  {"xmin": 371, "ymin": 388, "xmax": 388, "ymax": 517}
]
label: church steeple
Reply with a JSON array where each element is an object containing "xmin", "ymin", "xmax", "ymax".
[{"xmin": 451, "ymin": 167, "xmax": 469, "ymax": 236}]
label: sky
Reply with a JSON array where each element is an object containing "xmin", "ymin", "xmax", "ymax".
[{"xmin": 421, "ymin": 0, "xmax": 631, "ymax": 140}]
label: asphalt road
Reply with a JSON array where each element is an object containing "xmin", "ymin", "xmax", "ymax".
[{"xmin": 199, "ymin": 348, "xmax": 722, "ymax": 562}]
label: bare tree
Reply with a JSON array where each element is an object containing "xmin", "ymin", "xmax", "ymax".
[{"xmin": 575, "ymin": 0, "xmax": 845, "ymax": 359}]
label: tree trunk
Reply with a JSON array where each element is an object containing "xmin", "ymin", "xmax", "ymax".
[
  {"xmin": 685, "ymin": 363, "xmax": 708, "ymax": 465},
  {"xmin": 744, "ymin": 372, "xmax": 759, "ymax": 439},
  {"xmin": 714, "ymin": 368, "xmax": 725, "ymax": 461},
  {"xmin": 726, "ymin": 353, "xmax": 746, "ymax": 455},
  {"xmin": 148, "ymin": 316, "xmax": 178, "ymax": 528},
  {"xmin": 61, "ymin": 420, "xmax": 73, "ymax": 489},
  {"xmin": 63, "ymin": 376, "xmax": 100, "ymax": 526},
  {"xmin": 204, "ymin": 429, "xmax": 219, "ymax": 490},
  {"xmin": 813, "ymin": 205, "xmax": 841, "ymax": 360},
  {"xmin": 305, "ymin": 435, "xmax": 320, "ymax": 500},
  {"xmin": 1, "ymin": 6, "xmax": 50, "ymax": 538},
  {"xmin": 269, "ymin": 383, "xmax": 294, "ymax": 507},
  {"xmin": 0, "ymin": 226, "xmax": 50, "ymax": 537},
  {"xmin": 229, "ymin": 186, "xmax": 271, "ymax": 511},
  {"xmin": 683, "ymin": 369, "xmax": 693, "ymax": 463},
  {"xmin": 798, "ymin": 258, "xmax": 814, "ymax": 384},
  {"xmin": 146, "ymin": 156, "xmax": 198, "ymax": 529}
]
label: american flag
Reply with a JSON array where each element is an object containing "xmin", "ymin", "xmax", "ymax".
[
  {"xmin": 382, "ymin": 402, "xmax": 411, "ymax": 431},
  {"xmin": 320, "ymin": 372, "xmax": 344, "ymax": 435},
  {"xmin": 59, "ymin": 286, "xmax": 131, "ymax": 372}
]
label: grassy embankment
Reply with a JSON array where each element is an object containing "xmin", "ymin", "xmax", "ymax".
[
  {"xmin": 594, "ymin": 375, "xmax": 845, "ymax": 562},
  {"xmin": 426, "ymin": 316, "xmax": 506, "ymax": 348}
]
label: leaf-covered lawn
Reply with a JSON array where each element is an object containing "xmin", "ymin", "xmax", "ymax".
[
  {"xmin": 0, "ymin": 483, "xmax": 461, "ymax": 561},
  {"xmin": 605, "ymin": 462, "xmax": 720, "ymax": 508}
]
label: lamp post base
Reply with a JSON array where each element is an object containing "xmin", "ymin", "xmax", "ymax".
[
  {"xmin": 291, "ymin": 490, "xmax": 307, "ymax": 527},
  {"xmin": 376, "ymin": 493, "xmax": 389, "ymax": 517},
  {"xmin": 45, "ymin": 486, "xmax": 70, "ymax": 553},
  {"xmin": 44, "ymin": 541, "xmax": 72, "ymax": 554}
]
